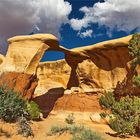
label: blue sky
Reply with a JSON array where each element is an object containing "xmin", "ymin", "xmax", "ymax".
[
  {"xmin": 0, "ymin": 0, "xmax": 139, "ymax": 61},
  {"xmin": 42, "ymin": 0, "xmax": 139, "ymax": 61}
]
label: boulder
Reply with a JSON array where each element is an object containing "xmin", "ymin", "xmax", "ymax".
[{"xmin": 0, "ymin": 72, "xmax": 38, "ymax": 100}]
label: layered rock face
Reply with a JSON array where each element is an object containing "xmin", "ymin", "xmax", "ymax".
[
  {"xmin": 34, "ymin": 60, "xmax": 71, "ymax": 95},
  {"xmin": 0, "ymin": 34, "xmax": 133, "ymax": 99}
]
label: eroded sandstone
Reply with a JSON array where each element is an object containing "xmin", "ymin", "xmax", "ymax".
[
  {"xmin": 0, "ymin": 72, "xmax": 38, "ymax": 100},
  {"xmin": 1, "ymin": 34, "xmax": 70, "ymax": 74},
  {"xmin": 0, "ymin": 34, "xmax": 135, "ymax": 98},
  {"xmin": 35, "ymin": 35, "xmax": 133, "ymax": 95}
]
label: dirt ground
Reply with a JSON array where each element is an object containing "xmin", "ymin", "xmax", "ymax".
[{"xmin": 0, "ymin": 114, "xmax": 140, "ymax": 140}]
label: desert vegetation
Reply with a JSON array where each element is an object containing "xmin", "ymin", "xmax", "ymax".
[
  {"xmin": 99, "ymin": 33, "xmax": 140, "ymax": 137},
  {"xmin": 100, "ymin": 92, "xmax": 140, "ymax": 136},
  {"xmin": 0, "ymin": 87, "xmax": 42, "ymax": 137},
  {"xmin": 65, "ymin": 113, "xmax": 75, "ymax": 125},
  {"xmin": 47, "ymin": 114, "xmax": 105, "ymax": 140}
]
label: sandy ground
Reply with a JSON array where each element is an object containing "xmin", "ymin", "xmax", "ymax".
[{"xmin": 0, "ymin": 113, "xmax": 140, "ymax": 140}]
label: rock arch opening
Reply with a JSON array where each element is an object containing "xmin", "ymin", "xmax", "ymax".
[{"xmin": 40, "ymin": 50, "xmax": 65, "ymax": 62}]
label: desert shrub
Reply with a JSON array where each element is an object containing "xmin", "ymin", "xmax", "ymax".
[
  {"xmin": 27, "ymin": 101, "xmax": 41, "ymax": 120},
  {"xmin": 0, "ymin": 87, "xmax": 42, "ymax": 122},
  {"xmin": 100, "ymin": 112, "xmax": 107, "ymax": 119},
  {"xmin": 100, "ymin": 92, "xmax": 140, "ymax": 136},
  {"xmin": 47, "ymin": 125, "xmax": 69, "ymax": 136},
  {"xmin": 65, "ymin": 113, "xmax": 75, "ymax": 125},
  {"xmin": 109, "ymin": 96, "xmax": 140, "ymax": 136},
  {"xmin": 99, "ymin": 91, "xmax": 115, "ymax": 109},
  {"xmin": 99, "ymin": 33, "xmax": 140, "ymax": 137},
  {"xmin": 133, "ymin": 75, "xmax": 140, "ymax": 87},
  {"xmin": 128, "ymin": 33, "xmax": 140, "ymax": 71},
  {"xmin": 69, "ymin": 125, "xmax": 85, "ymax": 135},
  {"xmin": 0, "ymin": 89, "xmax": 28, "ymax": 122},
  {"xmin": 128, "ymin": 33, "xmax": 140, "ymax": 87},
  {"xmin": 72, "ymin": 128, "xmax": 105, "ymax": 140},
  {"xmin": 128, "ymin": 33, "xmax": 140, "ymax": 59},
  {"xmin": 17, "ymin": 116, "xmax": 34, "ymax": 137},
  {"xmin": 47, "ymin": 125, "xmax": 105, "ymax": 140},
  {"xmin": 0, "ymin": 87, "xmax": 36, "ymax": 137},
  {"xmin": 0, "ymin": 86, "xmax": 5, "ymax": 96},
  {"xmin": 109, "ymin": 116, "xmax": 135, "ymax": 136}
]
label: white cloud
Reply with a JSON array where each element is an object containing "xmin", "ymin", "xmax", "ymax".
[
  {"xmin": 70, "ymin": 0, "xmax": 140, "ymax": 37},
  {"xmin": 0, "ymin": 0, "xmax": 72, "ymax": 53},
  {"xmin": 78, "ymin": 29, "xmax": 93, "ymax": 38},
  {"xmin": 70, "ymin": 17, "xmax": 91, "ymax": 31},
  {"xmin": 70, "ymin": 6, "xmax": 92, "ymax": 31},
  {"xmin": 36, "ymin": 0, "xmax": 72, "ymax": 37}
]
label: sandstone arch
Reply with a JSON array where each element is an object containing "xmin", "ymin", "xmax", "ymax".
[
  {"xmin": 36, "ymin": 35, "xmax": 133, "ymax": 95},
  {"xmin": 0, "ymin": 34, "xmax": 135, "ymax": 96}
]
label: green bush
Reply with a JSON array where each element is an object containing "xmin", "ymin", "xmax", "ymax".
[
  {"xmin": 47, "ymin": 125, "xmax": 69, "ymax": 136},
  {"xmin": 100, "ymin": 112, "xmax": 107, "ymax": 119},
  {"xmin": 72, "ymin": 128, "xmax": 105, "ymax": 140},
  {"xmin": 17, "ymin": 116, "xmax": 34, "ymax": 137},
  {"xmin": 69, "ymin": 125, "xmax": 84, "ymax": 135},
  {"xmin": 133, "ymin": 75, "xmax": 140, "ymax": 87},
  {"xmin": 128, "ymin": 33, "xmax": 140, "ymax": 59},
  {"xmin": 47, "ymin": 125, "xmax": 105, "ymax": 140},
  {"xmin": 99, "ymin": 91, "xmax": 115, "ymax": 109},
  {"xmin": 0, "ymin": 89, "xmax": 28, "ymax": 122},
  {"xmin": 0, "ymin": 86, "xmax": 5, "ymax": 96},
  {"xmin": 109, "ymin": 116, "xmax": 135, "ymax": 136},
  {"xmin": 27, "ymin": 101, "xmax": 41, "ymax": 120},
  {"xmin": 0, "ymin": 87, "xmax": 39, "ymax": 138},
  {"xmin": 65, "ymin": 113, "xmax": 75, "ymax": 125},
  {"xmin": 99, "ymin": 92, "xmax": 140, "ymax": 136},
  {"xmin": 110, "ymin": 96, "xmax": 140, "ymax": 136},
  {"xmin": 128, "ymin": 33, "xmax": 140, "ymax": 80}
]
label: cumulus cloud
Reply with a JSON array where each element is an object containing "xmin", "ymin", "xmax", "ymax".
[
  {"xmin": 78, "ymin": 29, "xmax": 93, "ymax": 38},
  {"xmin": 36, "ymin": 0, "xmax": 72, "ymax": 37},
  {"xmin": 70, "ymin": 6, "xmax": 92, "ymax": 31},
  {"xmin": 0, "ymin": 0, "xmax": 72, "ymax": 53},
  {"xmin": 70, "ymin": 0, "xmax": 140, "ymax": 37}
]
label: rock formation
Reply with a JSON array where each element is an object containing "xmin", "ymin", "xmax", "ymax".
[
  {"xmin": 0, "ymin": 34, "xmax": 134, "ymax": 100},
  {"xmin": 0, "ymin": 72, "xmax": 38, "ymax": 100},
  {"xmin": 68, "ymin": 35, "xmax": 132, "ymax": 92},
  {"xmin": 35, "ymin": 35, "xmax": 133, "ymax": 95},
  {"xmin": 1, "ymin": 34, "xmax": 70, "ymax": 74}
]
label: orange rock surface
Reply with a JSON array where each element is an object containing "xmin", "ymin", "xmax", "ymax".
[{"xmin": 0, "ymin": 72, "xmax": 38, "ymax": 100}]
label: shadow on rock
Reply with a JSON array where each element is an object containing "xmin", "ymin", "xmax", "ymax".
[
  {"xmin": 106, "ymin": 132, "xmax": 130, "ymax": 138},
  {"xmin": 33, "ymin": 87, "xmax": 64, "ymax": 118}
]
